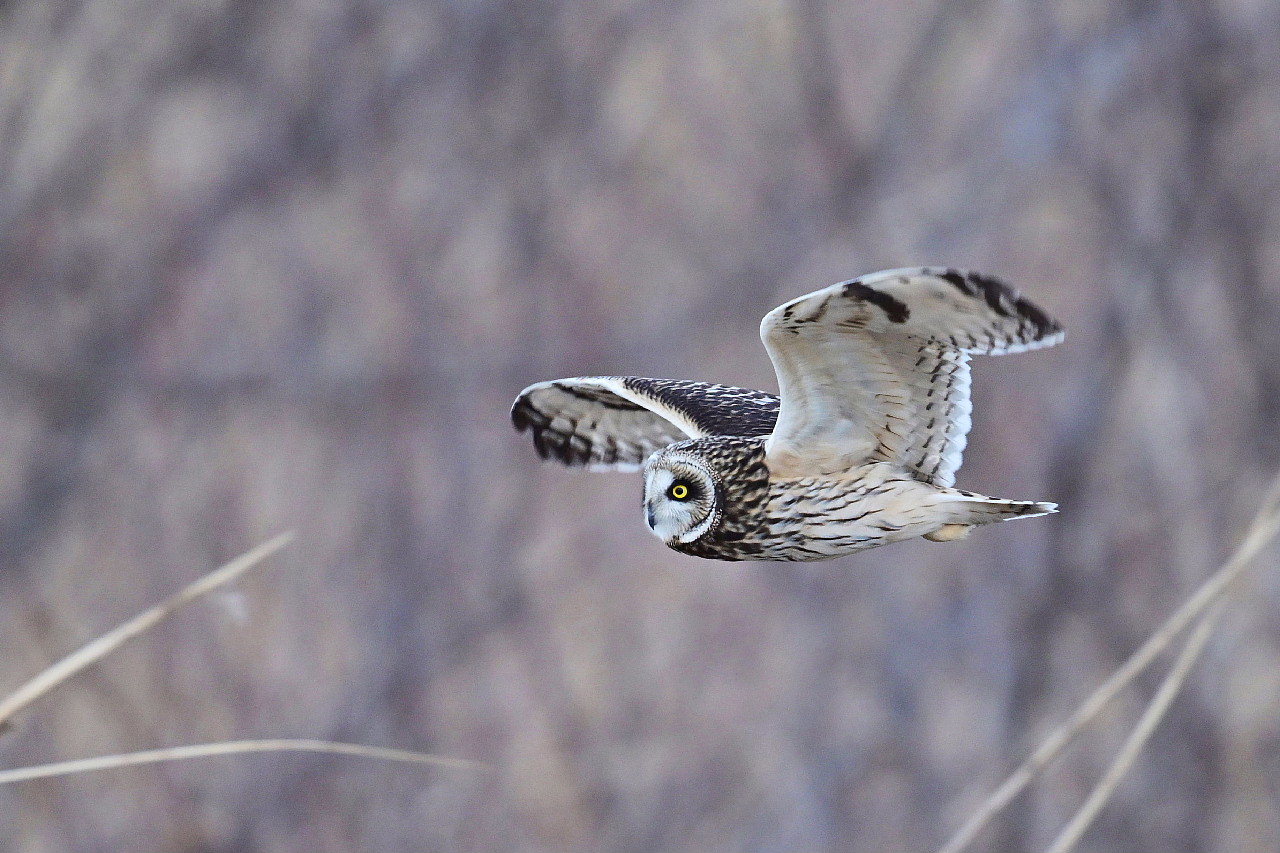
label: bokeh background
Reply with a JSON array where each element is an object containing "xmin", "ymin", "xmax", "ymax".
[{"xmin": 2, "ymin": 1, "xmax": 1280, "ymax": 851}]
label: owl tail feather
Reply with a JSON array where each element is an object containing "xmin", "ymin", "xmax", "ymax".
[{"xmin": 940, "ymin": 492, "xmax": 1058, "ymax": 525}]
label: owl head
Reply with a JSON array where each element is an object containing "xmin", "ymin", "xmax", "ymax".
[{"xmin": 642, "ymin": 447, "xmax": 721, "ymax": 545}]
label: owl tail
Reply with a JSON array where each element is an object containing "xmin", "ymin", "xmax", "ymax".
[
  {"xmin": 925, "ymin": 493, "xmax": 1055, "ymax": 542},
  {"xmin": 939, "ymin": 492, "xmax": 1058, "ymax": 525}
]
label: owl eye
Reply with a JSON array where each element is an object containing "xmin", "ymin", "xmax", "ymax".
[{"xmin": 668, "ymin": 482, "xmax": 692, "ymax": 501}]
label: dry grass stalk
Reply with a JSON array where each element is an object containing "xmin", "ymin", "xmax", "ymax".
[
  {"xmin": 0, "ymin": 739, "xmax": 490, "ymax": 785},
  {"xmin": 0, "ymin": 532, "xmax": 485, "ymax": 786},
  {"xmin": 937, "ymin": 472, "xmax": 1280, "ymax": 853},
  {"xmin": 1044, "ymin": 599, "xmax": 1226, "ymax": 853},
  {"xmin": 0, "ymin": 532, "xmax": 296, "ymax": 733}
]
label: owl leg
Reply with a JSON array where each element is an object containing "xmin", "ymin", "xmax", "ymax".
[{"xmin": 924, "ymin": 523, "xmax": 971, "ymax": 542}]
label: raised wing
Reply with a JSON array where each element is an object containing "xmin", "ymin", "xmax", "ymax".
[
  {"xmin": 511, "ymin": 377, "xmax": 779, "ymax": 471},
  {"xmin": 761, "ymin": 267, "xmax": 1064, "ymax": 485}
]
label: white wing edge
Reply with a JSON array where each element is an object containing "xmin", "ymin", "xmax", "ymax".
[{"xmin": 519, "ymin": 376, "xmax": 708, "ymax": 440}]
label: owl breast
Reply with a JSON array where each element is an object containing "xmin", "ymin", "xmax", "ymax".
[
  {"xmin": 670, "ymin": 448, "xmax": 957, "ymax": 561},
  {"xmin": 754, "ymin": 464, "xmax": 954, "ymax": 560}
]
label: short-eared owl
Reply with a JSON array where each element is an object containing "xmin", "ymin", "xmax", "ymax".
[{"xmin": 512, "ymin": 268, "xmax": 1064, "ymax": 561}]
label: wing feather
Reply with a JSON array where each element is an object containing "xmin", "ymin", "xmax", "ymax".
[
  {"xmin": 761, "ymin": 267, "xmax": 1063, "ymax": 484},
  {"xmin": 511, "ymin": 377, "xmax": 779, "ymax": 471}
]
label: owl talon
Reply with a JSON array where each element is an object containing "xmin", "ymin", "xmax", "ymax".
[{"xmin": 925, "ymin": 524, "xmax": 971, "ymax": 542}]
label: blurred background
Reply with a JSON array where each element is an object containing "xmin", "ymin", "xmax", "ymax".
[{"xmin": 2, "ymin": 0, "xmax": 1280, "ymax": 851}]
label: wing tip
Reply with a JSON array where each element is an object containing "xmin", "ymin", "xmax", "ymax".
[
  {"xmin": 512, "ymin": 376, "xmax": 682, "ymax": 469},
  {"xmin": 510, "ymin": 392, "xmax": 543, "ymax": 433},
  {"xmin": 510, "ymin": 388, "xmax": 577, "ymax": 463},
  {"xmin": 510, "ymin": 401, "xmax": 530, "ymax": 432},
  {"xmin": 928, "ymin": 267, "xmax": 1065, "ymax": 350}
]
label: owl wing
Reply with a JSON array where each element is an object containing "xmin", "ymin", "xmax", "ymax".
[
  {"xmin": 511, "ymin": 377, "xmax": 780, "ymax": 471},
  {"xmin": 760, "ymin": 267, "xmax": 1064, "ymax": 485}
]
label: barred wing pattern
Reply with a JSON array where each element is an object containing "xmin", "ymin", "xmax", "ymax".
[
  {"xmin": 511, "ymin": 377, "xmax": 780, "ymax": 471},
  {"xmin": 761, "ymin": 267, "xmax": 1064, "ymax": 486}
]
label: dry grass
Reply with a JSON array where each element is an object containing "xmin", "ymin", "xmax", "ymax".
[
  {"xmin": 1043, "ymin": 599, "xmax": 1227, "ymax": 853},
  {"xmin": 0, "ymin": 533, "xmax": 487, "ymax": 787},
  {"xmin": 5, "ymin": 478, "xmax": 1278, "ymax": 844},
  {"xmin": 0, "ymin": 532, "xmax": 295, "ymax": 732},
  {"xmin": 939, "ymin": 472, "xmax": 1280, "ymax": 853},
  {"xmin": 0, "ymin": 739, "xmax": 488, "ymax": 786}
]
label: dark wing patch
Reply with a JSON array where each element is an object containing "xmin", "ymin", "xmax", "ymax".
[
  {"xmin": 512, "ymin": 377, "xmax": 779, "ymax": 471},
  {"xmin": 617, "ymin": 378, "xmax": 779, "ymax": 438},
  {"xmin": 843, "ymin": 281, "xmax": 910, "ymax": 323},
  {"xmin": 933, "ymin": 268, "xmax": 1063, "ymax": 349}
]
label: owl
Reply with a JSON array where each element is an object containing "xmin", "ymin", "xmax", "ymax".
[{"xmin": 512, "ymin": 268, "xmax": 1064, "ymax": 561}]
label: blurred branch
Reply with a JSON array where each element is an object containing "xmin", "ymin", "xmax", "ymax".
[
  {"xmin": 0, "ymin": 532, "xmax": 294, "ymax": 733},
  {"xmin": 937, "ymin": 470, "xmax": 1280, "ymax": 853},
  {"xmin": 789, "ymin": 0, "xmax": 871, "ymax": 201},
  {"xmin": 788, "ymin": 0, "xmax": 986, "ymax": 218},
  {"xmin": 0, "ymin": 739, "xmax": 489, "ymax": 785}
]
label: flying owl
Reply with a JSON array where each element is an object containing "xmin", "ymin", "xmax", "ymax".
[{"xmin": 511, "ymin": 268, "xmax": 1064, "ymax": 561}]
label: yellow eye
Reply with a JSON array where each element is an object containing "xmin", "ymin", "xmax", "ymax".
[{"xmin": 670, "ymin": 483, "xmax": 689, "ymax": 500}]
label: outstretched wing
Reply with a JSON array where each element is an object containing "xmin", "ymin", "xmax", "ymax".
[
  {"xmin": 761, "ymin": 267, "xmax": 1064, "ymax": 485},
  {"xmin": 511, "ymin": 377, "xmax": 779, "ymax": 471}
]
